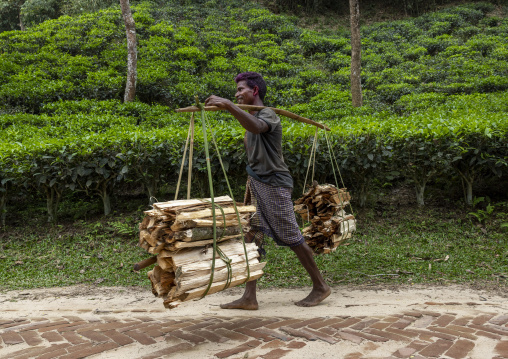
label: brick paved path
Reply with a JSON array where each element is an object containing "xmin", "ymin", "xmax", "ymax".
[{"xmin": 1, "ymin": 310, "xmax": 508, "ymax": 359}]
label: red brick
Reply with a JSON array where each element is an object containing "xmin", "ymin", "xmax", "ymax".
[
  {"xmin": 490, "ymin": 315, "xmax": 508, "ymax": 326},
  {"xmin": 64, "ymin": 342, "xmax": 96, "ymax": 355},
  {"xmin": 235, "ymin": 327, "xmax": 274, "ymax": 342},
  {"xmin": 287, "ymin": 318, "xmax": 324, "ymax": 329},
  {"xmin": 308, "ymin": 317, "xmax": 344, "ymax": 329},
  {"xmin": 385, "ymin": 327, "xmax": 421, "ymax": 339},
  {"xmin": 369, "ymin": 322, "xmax": 391, "ymax": 330},
  {"xmin": 264, "ymin": 319, "xmax": 301, "ymax": 330},
  {"xmin": 342, "ymin": 329, "xmax": 388, "ymax": 343},
  {"xmin": 390, "ymin": 319, "xmax": 413, "ymax": 330},
  {"xmin": 445, "ymin": 339, "xmax": 475, "ymax": 359},
  {"xmin": 58, "ymin": 342, "xmax": 118, "ymax": 359},
  {"xmin": 19, "ymin": 331, "xmax": 43, "ymax": 346},
  {"xmin": 403, "ymin": 311, "xmax": 423, "ymax": 318},
  {"xmin": 193, "ymin": 329, "xmax": 229, "ymax": 343},
  {"xmin": 261, "ymin": 339, "xmax": 286, "ymax": 349},
  {"xmin": 495, "ymin": 341, "xmax": 508, "ymax": 357},
  {"xmin": 418, "ymin": 311, "xmax": 441, "ymax": 317},
  {"xmin": 261, "ymin": 348, "xmax": 292, "ymax": 359},
  {"xmin": 364, "ymin": 328, "xmax": 409, "ymax": 342},
  {"xmin": 336, "ymin": 331, "xmax": 362, "ymax": 344},
  {"xmin": 116, "ymin": 322, "xmax": 155, "ymax": 333},
  {"xmin": 181, "ymin": 321, "xmax": 217, "ymax": 331},
  {"xmin": 38, "ymin": 348, "xmax": 69, "ymax": 359},
  {"xmin": 81, "ymin": 321, "xmax": 139, "ymax": 332},
  {"xmin": 419, "ymin": 339, "xmax": 454, "ymax": 357},
  {"xmin": 1, "ymin": 331, "xmax": 24, "ymax": 345},
  {"xmin": 428, "ymin": 326, "xmax": 477, "ymax": 340},
  {"xmin": 475, "ymin": 330, "xmax": 501, "ymax": 340},
  {"xmin": 318, "ymin": 327, "xmax": 336, "ymax": 336},
  {"xmin": 102, "ymin": 329, "xmax": 134, "ymax": 346},
  {"xmin": 125, "ymin": 330, "xmax": 157, "ymax": 345},
  {"xmin": 301, "ymin": 327, "xmax": 338, "ymax": 344},
  {"xmin": 228, "ymin": 318, "xmax": 266, "ymax": 330},
  {"xmin": 79, "ymin": 330, "xmax": 110, "ymax": 342},
  {"xmin": 279, "ymin": 326, "xmax": 317, "ymax": 341},
  {"xmin": 62, "ymin": 316, "xmax": 85, "ymax": 322},
  {"xmin": 351, "ymin": 319, "xmax": 379, "ymax": 330},
  {"xmin": 330, "ymin": 317, "xmax": 362, "ymax": 329},
  {"xmin": 215, "ymin": 340, "xmax": 262, "ymax": 358},
  {"xmin": 245, "ymin": 318, "xmax": 280, "ymax": 330},
  {"xmin": 41, "ymin": 330, "xmax": 65, "ymax": 342},
  {"xmin": 60, "ymin": 331, "xmax": 88, "ymax": 345},
  {"xmin": 257, "ymin": 327, "xmax": 293, "ymax": 342},
  {"xmin": 17, "ymin": 343, "xmax": 72, "ymax": 359},
  {"xmin": 450, "ymin": 317, "xmax": 472, "ymax": 326},
  {"xmin": 469, "ymin": 324, "xmax": 508, "ymax": 337},
  {"xmin": 408, "ymin": 340, "xmax": 431, "ymax": 351},
  {"xmin": 287, "ymin": 341, "xmax": 306, "ymax": 349},
  {"xmin": 0, "ymin": 321, "xmax": 30, "ymax": 329},
  {"xmin": 447, "ymin": 324, "xmax": 476, "ymax": 334},
  {"xmin": 139, "ymin": 343, "xmax": 193, "ymax": 359},
  {"xmin": 142, "ymin": 326, "xmax": 164, "ymax": 338},
  {"xmin": 37, "ymin": 321, "xmax": 76, "ymax": 333},
  {"xmin": 214, "ymin": 328, "xmax": 249, "ymax": 342},
  {"xmin": 431, "ymin": 314, "xmax": 456, "ymax": 327},
  {"xmin": 471, "ymin": 314, "xmax": 495, "ymax": 325},
  {"xmin": 170, "ymin": 330, "xmax": 206, "ymax": 344}
]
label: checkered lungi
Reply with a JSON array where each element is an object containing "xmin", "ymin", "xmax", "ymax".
[{"xmin": 244, "ymin": 176, "xmax": 305, "ymax": 256}]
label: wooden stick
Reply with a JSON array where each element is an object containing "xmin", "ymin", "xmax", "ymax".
[
  {"xmin": 133, "ymin": 256, "xmax": 157, "ymax": 271},
  {"xmin": 175, "ymin": 105, "xmax": 331, "ymax": 131},
  {"xmin": 187, "ymin": 113, "xmax": 195, "ymax": 200}
]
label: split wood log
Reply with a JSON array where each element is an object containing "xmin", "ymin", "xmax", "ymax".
[
  {"xmin": 179, "ymin": 268, "xmax": 265, "ymax": 302},
  {"xmin": 174, "ymin": 260, "xmax": 265, "ymax": 296},
  {"xmin": 165, "ymin": 234, "xmax": 241, "ymax": 250},
  {"xmin": 175, "ymin": 205, "xmax": 255, "ymax": 221},
  {"xmin": 173, "ymin": 225, "xmax": 243, "ymax": 241},
  {"xmin": 170, "ymin": 217, "xmax": 249, "ymax": 231}
]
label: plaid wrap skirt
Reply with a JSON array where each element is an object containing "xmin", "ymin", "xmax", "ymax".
[{"xmin": 244, "ymin": 176, "xmax": 305, "ymax": 256}]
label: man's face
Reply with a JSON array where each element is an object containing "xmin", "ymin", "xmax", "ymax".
[{"xmin": 235, "ymin": 80, "xmax": 257, "ymax": 105}]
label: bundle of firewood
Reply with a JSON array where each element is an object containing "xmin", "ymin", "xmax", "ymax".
[
  {"xmin": 138, "ymin": 196, "xmax": 266, "ymax": 309},
  {"xmin": 294, "ymin": 182, "xmax": 356, "ymax": 254}
]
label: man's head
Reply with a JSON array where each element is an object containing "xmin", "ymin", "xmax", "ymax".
[{"xmin": 234, "ymin": 72, "xmax": 267, "ymax": 102}]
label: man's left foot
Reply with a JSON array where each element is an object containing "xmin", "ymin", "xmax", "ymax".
[{"xmin": 295, "ymin": 286, "xmax": 331, "ymax": 307}]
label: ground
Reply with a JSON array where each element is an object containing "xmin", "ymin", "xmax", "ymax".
[{"xmin": 1, "ymin": 284, "xmax": 507, "ymax": 358}]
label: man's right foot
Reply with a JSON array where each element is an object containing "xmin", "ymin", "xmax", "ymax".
[{"xmin": 220, "ymin": 297, "xmax": 259, "ymax": 310}]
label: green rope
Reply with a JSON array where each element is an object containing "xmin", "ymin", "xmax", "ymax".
[
  {"xmin": 197, "ymin": 100, "xmax": 218, "ymax": 298},
  {"xmin": 203, "ymin": 111, "xmax": 251, "ymax": 284}
]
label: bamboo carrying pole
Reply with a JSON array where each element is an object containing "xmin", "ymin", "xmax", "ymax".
[{"xmin": 175, "ymin": 105, "xmax": 331, "ymax": 131}]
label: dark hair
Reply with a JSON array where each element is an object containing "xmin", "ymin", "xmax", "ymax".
[{"xmin": 234, "ymin": 72, "xmax": 267, "ymax": 101}]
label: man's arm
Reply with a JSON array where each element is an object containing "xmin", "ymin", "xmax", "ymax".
[{"xmin": 204, "ymin": 95, "xmax": 269, "ymax": 134}]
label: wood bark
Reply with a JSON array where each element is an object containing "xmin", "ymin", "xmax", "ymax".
[
  {"xmin": 349, "ymin": 0, "xmax": 363, "ymax": 107},
  {"xmin": 119, "ymin": 0, "xmax": 137, "ymax": 102}
]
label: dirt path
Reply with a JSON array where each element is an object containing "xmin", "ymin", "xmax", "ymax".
[{"xmin": 1, "ymin": 284, "xmax": 507, "ymax": 358}]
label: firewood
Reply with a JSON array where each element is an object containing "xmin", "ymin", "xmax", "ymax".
[{"xmin": 173, "ymin": 225, "xmax": 243, "ymax": 242}]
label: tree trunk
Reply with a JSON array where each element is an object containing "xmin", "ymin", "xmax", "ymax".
[
  {"xmin": 45, "ymin": 186, "xmax": 61, "ymax": 223},
  {"xmin": 414, "ymin": 178, "xmax": 427, "ymax": 207},
  {"xmin": 98, "ymin": 182, "xmax": 112, "ymax": 215},
  {"xmin": 119, "ymin": 0, "xmax": 137, "ymax": 102},
  {"xmin": 349, "ymin": 0, "xmax": 362, "ymax": 107},
  {"xmin": 0, "ymin": 192, "xmax": 6, "ymax": 227}
]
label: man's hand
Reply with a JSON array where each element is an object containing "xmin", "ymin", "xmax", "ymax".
[{"xmin": 204, "ymin": 95, "xmax": 233, "ymax": 109}]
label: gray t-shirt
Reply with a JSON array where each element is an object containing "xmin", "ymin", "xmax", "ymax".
[{"xmin": 245, "ymin": 108, "xmax": 293, "ymax": 188}]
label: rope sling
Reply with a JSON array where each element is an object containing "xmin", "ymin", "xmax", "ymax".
[
  {"xmin": 174, "ymin": 101, "xmax": 355, "ymax": 297},
  {"xmin": 174, "ymin": 100, "xmax": 250, "ymax": 298}
]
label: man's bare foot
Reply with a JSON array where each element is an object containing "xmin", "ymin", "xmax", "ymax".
[
  {"xmin": 220, "ymin": 297, "xmax": 259, "ymax": 310},
  {"xmin": 295, "ymin": 286, "xmax": 331, "ymax": 307}
]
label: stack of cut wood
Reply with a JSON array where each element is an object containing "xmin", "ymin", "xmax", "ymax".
[
  {"xmin": 294, "ymin": 182, "xmax": 356, "ymax": 254},
  {"xmin": 138, "ymin": 196, "xmax": 266, "ymax": 309}
]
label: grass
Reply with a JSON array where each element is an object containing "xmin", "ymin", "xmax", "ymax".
[{"xmin": 0, "ymin": 188, "xmax": 507, "ymax": 291}]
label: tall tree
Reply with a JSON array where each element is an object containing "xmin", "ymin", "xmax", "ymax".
[
  {"xmin": 119, "ymin": 0, "xmax": 137, "ymax": 102},
  {"xmin": 349, "ymin": 0, "xmax": 362, "ymax": 107}
]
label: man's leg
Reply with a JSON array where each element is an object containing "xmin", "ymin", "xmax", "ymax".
[
  {"xmin": 291, "ymin": 241, "xmax": 331, "ymax": 307},
  {"xmin": 220, "ymin": 232, "xmax": 259, "ymax": 310}
]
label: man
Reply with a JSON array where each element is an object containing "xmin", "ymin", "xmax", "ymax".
[{"xmin": 205, "ymin": 72, "xmax": 330, "ymax": 309}]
